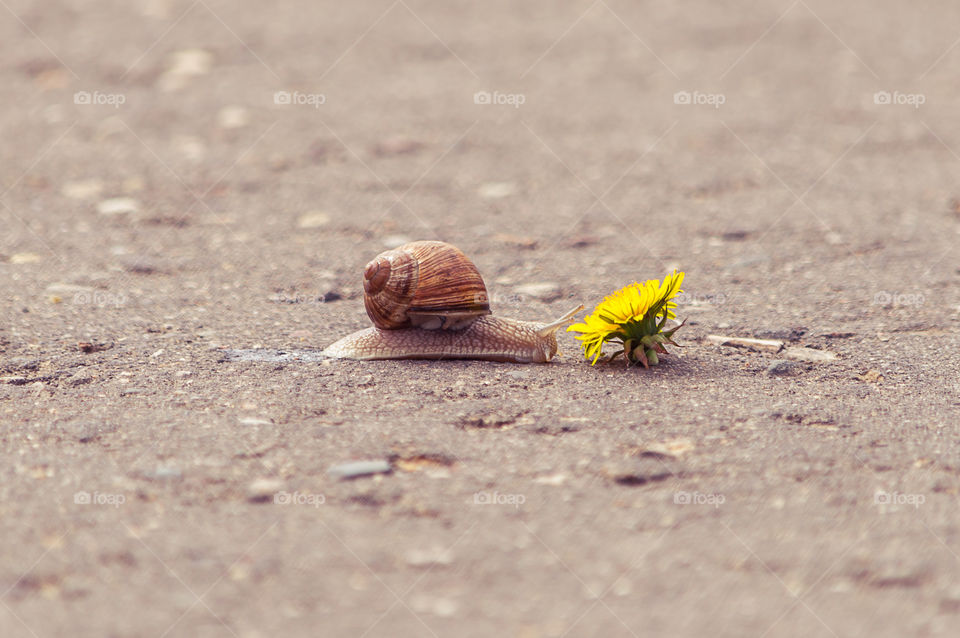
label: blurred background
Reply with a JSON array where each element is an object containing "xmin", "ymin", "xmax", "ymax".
[
  {"xmin": 2, "ymin": 1, "xmax": 959, "ymax": 637},
  {"xmin": 4, "ymin": 0, "xmax": 958, "ymax": 318}
]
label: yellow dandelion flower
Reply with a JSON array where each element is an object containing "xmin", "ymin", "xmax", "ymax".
[{"xmin": 567, "ymin": 271, "xmax": 686, "ymax": 367}]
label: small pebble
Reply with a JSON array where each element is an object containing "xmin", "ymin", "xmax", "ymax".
[
  {"xmin": 97, "ymin": 197, "xmax": 140, "ymax": 215},
  {"xmin": 864, "ymin": 564, "xmax": 931, "ymax": 589},
  {"xmin": 478, "ymin": 182, "xmax": 515, "ymax": 199},
  {"xmin": 158, "ymin": 49, "xmax": 213, "ymax": 91},
  {"xmin": 328, "ymin": 460, "xmax": 392, "ymax": 480},
  {"xmin": 534, "ymin": 473, "xmax": 567, "ymax": 486},
  {"xmin": 120, "ymin": 256, "xmax": 166, "ymax": 274},
  {"xmin": 514, "ymin": 282, "xmax": 562, "ymax": 302},
  {"xmin": 65, "ymin": 368, "xmax": 96, "ymax": 386},
  {"xmin": 217, "ymin": 105, "xmax": 249, "ymax": 129},
  {"xmin": 766, "ymin": 360, "xmax": 802, "ymax": 376},
  {"xmin": 409, "ymin": 594, "xmax": 459, "ymax": 617},
  {"xmin": 168, "ymin": 49, "xmax": 212, "ymax": 75},
  {"xmin": 372, "ymin": 136, "xmax": 423, "ymax": 156},
  {"xmin": 782, "ymin": 346, "xmax": 838, "ymax": 363},
  {"xmin": 247, "ymin": 478, "xmax": 283, "ymax": 503},
  {"xmin": 10, "ymin": 252, "xmax": 43, "ymax": 264},
  {"xmin": 604, "ymin": 457, "xmax": 678, "ymax": 486},
  {"xmin": 564, "ymin": 235, "xmax": 597, "ymax": 248},
  {"xmin": 142, "ymin": 466, "xmax": 183, "ymax": 481},
  {"xmin": 706, "ymin": 335, "xmax": 783, "ymax": 352},
  {"xmin": 239, "ymin": 417, "xmax": 272, "ymax": 426},
  {"xmin": 494, "ymin": 233, "xmax": 537, "ymax": 249},
  {"xmin": 61, "ymin": 179, "xmax": 104, "ymax": 200},
  {"xmin": 644, "ymin": 437, "xmax": 695, "ymax": 456},
  {"xmin": 939, "ymin": 585, "xmax": 960, "ymax": 612},
  {"xmin": 612, "ymin": 579, "xmax": 633, "ymax": 597},
  {"xmin": 173, "ymin": 136, "xmax": 206, "ymax": 162},
  {"xmin": 78, "ymin": 342, "xmax": 112, "ymax": 353},
  {"xmin": 59, "ymin": 420, "xmax": 108, "ymax": 443},
  {"xmin": 297, "ymin": 211, "xmax": 330, "ymax": 229},
  {"xmin": 721, "ymin": 229, "xmax": 751, "ymax": 241},
  {"xmin": 404, "ymin": 547, "xmax": 454, "ymax": 567}
]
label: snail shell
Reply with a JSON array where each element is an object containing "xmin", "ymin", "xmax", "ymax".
[{"xmin": 363, "ymin": 240, "xmax": 491, "ymax": 330}]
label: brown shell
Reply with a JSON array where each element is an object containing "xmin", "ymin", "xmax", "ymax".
[{"xmin": 363, "ymin": 241, "xmax": 491, "ymax": 330}]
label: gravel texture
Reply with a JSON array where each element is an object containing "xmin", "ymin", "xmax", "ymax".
[{"xmin": 1, "ymin": 1, "xmax": 959, "ymax": 636}]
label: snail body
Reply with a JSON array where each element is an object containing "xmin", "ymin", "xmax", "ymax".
[{"xmin": 323, "ymin": 241, "xmax": 582, "ymax": 363}]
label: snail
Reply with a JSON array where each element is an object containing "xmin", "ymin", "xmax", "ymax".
[{"xmin": 323, "ymin": 240, "xmax": 583, "ymax": 363}]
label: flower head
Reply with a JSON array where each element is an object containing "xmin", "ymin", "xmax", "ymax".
[{"xmin": 567, "ymin": 271, "xmax": 685, "ymax": 367}]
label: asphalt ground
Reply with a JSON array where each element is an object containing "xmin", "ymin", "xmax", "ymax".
[{"xmin": 1, "ymin": 1, "xmax": 959, "ymax": 636}]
